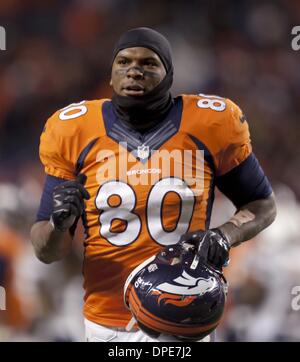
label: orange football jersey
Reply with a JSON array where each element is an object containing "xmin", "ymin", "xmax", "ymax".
[{"xmin": 39, "ymin": 94, "xmax": 251, "ymax": 327}]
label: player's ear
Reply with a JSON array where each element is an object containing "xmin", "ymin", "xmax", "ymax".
[{"xmin": 109, "ymin": 79, "xmax": 112, "ymax": 86}]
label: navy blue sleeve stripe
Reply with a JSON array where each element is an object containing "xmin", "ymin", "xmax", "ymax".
[
  {"xmin": 75, "ymin": 138, "xmax": 99, "ymax": 175},
  {"xmin": 216, "ymin": 153, "xmax": 273, "ymax": 209},
  {"xmin": 188, "ymin": 134, "xmax": 216, "ymax": 174}
]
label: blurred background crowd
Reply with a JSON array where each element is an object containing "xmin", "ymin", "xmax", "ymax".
[{"xmin": 0, "ymin": 0, "xmax": 299, "ymax": 341}]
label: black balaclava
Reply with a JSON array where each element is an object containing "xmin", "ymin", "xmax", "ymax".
[{"xmin": 111, "ymin": 27, "xmax": 174, "ymax": 131}]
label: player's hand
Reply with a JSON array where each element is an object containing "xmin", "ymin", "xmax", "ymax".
[
  {"xmin": 179, "ymin": 229, "xmax": 230, "ymax": 270},
  {"xmin": 50, "ymin": 174, "xmax": 90, "ymax": 232}
]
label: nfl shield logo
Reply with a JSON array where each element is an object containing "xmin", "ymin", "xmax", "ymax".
[{"xmin": 137, "ymin": 144, "xmax": 150, "ymax": 160}]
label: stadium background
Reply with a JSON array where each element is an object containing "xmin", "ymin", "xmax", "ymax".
[{"xmin": 0, "ymin": 0, "xmax": 299, "ymax": 341}]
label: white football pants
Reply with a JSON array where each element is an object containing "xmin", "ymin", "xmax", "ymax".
[{"xmin": 85, "ymin": 318, "xmax": 212, "ymax": 342}]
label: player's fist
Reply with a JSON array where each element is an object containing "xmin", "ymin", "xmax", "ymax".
[
  {"xmin": 50, "ymin": 174, "xmax": 90, "ymax": 232},
  {"xmin": 179, "ymin": 229, "xmax": 230, "ymax": 270}
]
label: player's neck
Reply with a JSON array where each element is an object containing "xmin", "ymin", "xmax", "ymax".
[
  {"xmin": 118, "ymin": 117, "xmax": 163, "ymax": 134},
  {"xmin": 112, "ymin": 92, "xmax": 173, "ymax": 133}
]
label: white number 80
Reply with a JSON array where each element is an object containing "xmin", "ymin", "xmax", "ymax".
[
  {"xmin": 197, "ymin": 93, "xmax": 226, "ymax": 112},
  {"xmin": 95, "ymin": 178, "xmax": 195, "ymax": 247},
  {"xmin": 59, "ymin": 101, "xmax": 87, "ymax": 120}
]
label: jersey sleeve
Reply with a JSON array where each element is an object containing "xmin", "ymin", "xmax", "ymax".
[
  {"xmin": 39, "ymin": 99, "xmax": 104, "ymax": 180},
  {"xmin": 216, "ymin": 153, "xmax": 273, "ymax": 208},
  {"xmin": 217, "ymin": 99, "xmax": 252, "ymax": 176},
  {"xmin": 39, "ymin": 111, "xmax": 76, "ymax": 180}
]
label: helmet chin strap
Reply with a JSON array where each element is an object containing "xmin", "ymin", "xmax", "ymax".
[
  {"xmin": 190, "ymin": 233, "xmax": 210, "ymax": 270},
  {"xmin": 190, "ymin": 253, "xmax": 200, "ymax": 270}
]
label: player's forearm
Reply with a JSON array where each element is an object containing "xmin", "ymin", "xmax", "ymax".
[
  {"xmin": 218, "ymin": 193, "xmax": 277, "ymax": 247},
  {"xmin": 30, "ymin": 220, "xmax": 73, "ymax": 264}
]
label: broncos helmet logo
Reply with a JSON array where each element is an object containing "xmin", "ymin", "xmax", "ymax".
[{"xmin": 155, "ymin": 270, "xmax": 217, "ymax": 295}]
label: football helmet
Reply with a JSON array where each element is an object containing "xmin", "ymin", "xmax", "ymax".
[{"xmin": 124, "ymin": 239, "xmax": 228, "ymax": 341}]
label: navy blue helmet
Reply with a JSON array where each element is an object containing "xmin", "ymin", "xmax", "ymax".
[{"xmin": 124, "ymin": 239, "xmax": 228, "ymax": 341}]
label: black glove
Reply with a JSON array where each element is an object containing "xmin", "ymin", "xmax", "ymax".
[
  {"xmin": 50, "ymin": 174, "xmax": 90, "ymax": 232},
  {"xmin": 179, "ymin": 229, "xmax": 231, "ymax": 270}
]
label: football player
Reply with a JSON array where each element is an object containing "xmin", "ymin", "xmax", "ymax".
[{"xmin": 30, "ymin": 27, "xmax": 276, "ymax": 342}]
